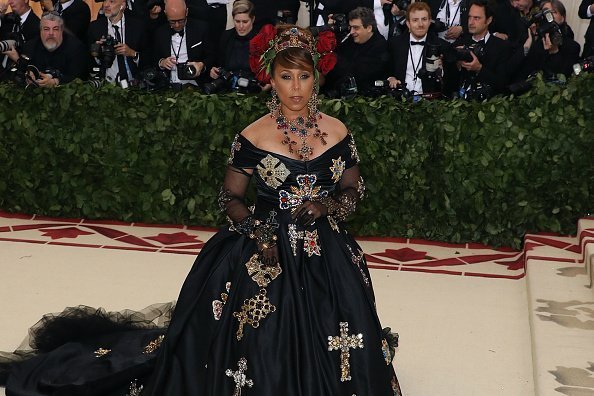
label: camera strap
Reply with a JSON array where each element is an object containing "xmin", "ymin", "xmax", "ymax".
[
  {"xmin": 444, "ymin": 0, "xmax": 462, "ymax": 28},
  {"xmin": 409, "ymin": 43, "xmax": 425, "ymax": 86},
  {"xmin": 170, "ymin": 28, "xmax": 185, "ymax": 62}
]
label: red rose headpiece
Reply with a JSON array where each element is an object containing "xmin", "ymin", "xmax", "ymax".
[{"xmin": 249, "ymin": 25, "xmax": 337, "ymax": 84}]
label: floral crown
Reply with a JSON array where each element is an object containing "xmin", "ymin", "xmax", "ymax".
[{"xmin": 249, "ymin": 25, "xmax": 337, "ymax": 84}]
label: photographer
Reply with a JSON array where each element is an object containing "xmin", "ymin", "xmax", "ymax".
[
  {"xmin": 578, "ymin": 0, "xmax": 594, "ymax": 57},
  {"xmin": 513, "ymin": 0, "xmax": 580, "ymax": 80},
  {"xmin": 18, "ymin": 11, "xmax": 87, "ymax": 86},
  {"xmin": 0, "ymin": 0, "xmax": 39, "ymax": 79},
  {"xmin": 208, "ymin": 0, "xmax": 264, "ymax": 92},
  {"xmin": 38, "ymin": 0, "xmax": 90, "ymax": 42},
  {"xmin": 88, "ymin": 0, "xmax": 147, "ymax": 85},
  {"xmin": 154, "ymin": 0, "xmax": 213, "ymax": 87},
  {"xmin": 324, "ymin": 6, "xmax": 389, "ymax": 96},
  {"xmin": 382, "ymin": 0, "xmax": 408, "ymax": 39},
  {"xmin": 424, "ymin": 0, "xmax": 470, "ymax": 42},
  {"xmin": 448, "ymin": 0, "xmax": 514, "ymax": 99},
  {"xmin": 387, "ymin": 2, "xmax": 452, "ymax": 96}
]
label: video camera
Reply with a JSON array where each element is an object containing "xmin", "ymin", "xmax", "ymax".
[
  {"xmin": 526, "ymin": 9, "xmax": 563, "ymax": 46},
  {"xmin": 310, "ymin": 13, "xmax": 349, "ymax": 42},
  {"xmin": 202, "ymin": 68, "xmax": 261, "ymax": 95}
]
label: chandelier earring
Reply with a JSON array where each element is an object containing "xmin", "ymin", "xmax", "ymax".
[
  {"xmin": 267, "ymin": 89, "xmax": 281, "ymax": 114},
  {"xmin": 307, "ymin": 91, "xmax": 320, "ymax": 118}
]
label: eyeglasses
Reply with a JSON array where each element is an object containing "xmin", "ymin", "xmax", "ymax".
[{"xmin": 168, "ymin": 18, "xmax": 186, "ymax": 26}]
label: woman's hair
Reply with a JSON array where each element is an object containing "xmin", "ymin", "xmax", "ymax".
[
  {"xmin": 272, "ymin": 25, "xmax": 315, "ymax": 75},
  {"xmin": 232, "ymin": 0, "xmax": 255, "ymax": 18}
]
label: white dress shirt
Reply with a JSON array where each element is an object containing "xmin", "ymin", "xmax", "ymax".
[
  {"xmin": 170, "ymin": 30, "xmax": 197, "ymax": 86},
  {"xmin": 405, "ymin": 34, "xmax": 427, "ymax": 94},
  {"xmin": 436, "ymin": 0, "xmax": 462, "ymax": 42}
]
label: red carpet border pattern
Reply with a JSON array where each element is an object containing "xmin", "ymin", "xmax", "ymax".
[{"xmin": 1, "ymin": 212, "xmax": 592, "ymax": 281}]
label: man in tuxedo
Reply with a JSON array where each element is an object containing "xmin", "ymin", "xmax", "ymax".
[
  {"xmin": 88, "ymin": 0, "xmax": 147, "ymax": 85},
  {"xmin": 449, "ymin": 0, "xmax": 513, "ymax": 98},
  {"xmin": 387, "ymin": 2, "xmax": 451, "ymax": 95},
  {"xmin": 155, "ymin": 0, "xmax": 213, "ymax": 87},
  {"xmin": 578, "ymin": 0, "xmax": 594, "ymax": 57},
  {"xmin": 0, "ymin": 0, "xmax": 39, "ymax": 79},
  {"xmin": 19, "ymin": 12, "xmax": 87, "ymax": 86},
  {"xmin": 186, "ymin": 0, "xmax": 227, "ymax": 51},
  {"xmin": 39, "ymin": 0, "xmax": 90, "ymax": 42}
]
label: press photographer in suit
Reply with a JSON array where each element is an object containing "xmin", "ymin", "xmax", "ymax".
[
  {"xmin": 0, "ymin": 0, "xmax": 39, "ymax": 79},
  {"xmin": 155, "ymin": 0, "xmax": 213, "ymax": 87},
  {"xmin": 387, "ymin": 2, "xmax": 451, "ymax": 95},
  {"xmin": 39, "ymin": 0, "xmax": 90, "ymax": 42},
  {"xmin": 448, "ymin": 0, "xmax": 514, "ymax": 99},
  {"xmin": 88, "ymin": 0, "xmax": 147, "ymax": 85},
  {"xmin": 578, "ymin": 0, "xmax": 594, "ymax": 57}
]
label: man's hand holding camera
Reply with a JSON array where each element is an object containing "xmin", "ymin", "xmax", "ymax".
[
  {"xmin": 115, "ymin": 41, "xmax": 137, "ymax": 58},
  {"xmin": 387, "ymin": 76, "xmax": 402, "ymax": 88},
  {"xmin": 2, "ymin": 46, "xmax": 19, "ymax": 62},
  {"xmin": 459, "ymin": 50, "xmax": 482, "ymax": 71},
  {"xmin": 159, "ymin": 56, "xmax": 203, "ymax": 78},
  {"xmin": 27, "ymin": 71, "xmax": 59, "ymax": 87}
]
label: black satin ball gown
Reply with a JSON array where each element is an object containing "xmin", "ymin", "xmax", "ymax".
[{"xmin": 2, "ymin": 132, "xmax": 402, "ymax": 396}]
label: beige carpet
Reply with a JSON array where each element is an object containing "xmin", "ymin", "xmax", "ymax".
[{"xmin": 1, "ymin": 213, "xmax": 592, "ymax": 395}]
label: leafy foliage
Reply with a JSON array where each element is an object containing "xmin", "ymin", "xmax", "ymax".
[{"xmin": 0, "ymin": 74, "xmax": 592, "ymax": 248}]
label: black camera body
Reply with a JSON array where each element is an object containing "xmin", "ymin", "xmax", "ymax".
[
  {"xmin": 90, "ymin": 35, "xmax": 117, "ymax": 69},
  {"xmin": 383, "ymin": 0, "xmax": 411, "ymax": 12},
  {"xmin": 310, "ymin": 13, "xmax": 349, "ymax": 41},
  {"xmin": 527, "ymin": 9, "xmax": 563, "ymax": 46},
  {"xmin": 455, "ymin": 41, "xmax": 485, "ymax": 62},
  {"xmin": 203, "ymin": 68, "xmax": 261, "ymax": 95},
  {"xmin": 177, "ymin": 62, "xmax": 197, "ymax": 80},
  {"xmin": 573, "ymin": 56, "xmax": 594, "ymax": 76},
  {"xmin": 0, "ymin": 31, "xmax": 25, "ymax": 53},
  {"xmin": 364, "ymin": 79, "xmax": 414, "ymax": 99},
  {"xmin": 432, "ymin": 19, "xmax": 448, "ymax": 33}
]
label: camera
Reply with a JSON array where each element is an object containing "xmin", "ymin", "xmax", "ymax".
[
  {"xmin": 90, "ymin": 35, "xmax": 117, "ymax": 69},
  {"xmin": 203, "ymin": 68, "xmax": 261, "ymax": 95},
  {"xmin": 135, "ymin": 67, "xmax": 169, "ymax": 91},
  {"xmin": 454, "ymin": 42, "xmax": 485, "ymax": 62},
  {"xmin": 458, "ymin": 81, "xmax": 492, "ymax": 101},
  {"xmin": 177, "ymin": 62, "xmax": 197, "ymax": 80},
  {"xmin": 382, "ymin": 0, "xmax": 411, "ymax": 12},
  {"xmin": 363, "ymin": 79, "xmax": 414, "ymax": 99},
  {"xmin": 0, "ymin": 31, "xmax": 25, "ymax": 52},
  {"xmin": 431, "ymin": 19, "xmax": 448, "ymax": 33},
  {"xmin": 310, "ymin": 13, "xmax": 349, "ymax": 41},
  {"xmin": 573, "ymin": 56, "xmax": 594, "ymax": 76},
  {"xmin": 526, "ymin": 9, "xmax": 563, "ymax": 46}
]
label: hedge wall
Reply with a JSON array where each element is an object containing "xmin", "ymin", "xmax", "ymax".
[{"xmin": 0, "ymin": 74, "xmax": 593, "ymax": 248}]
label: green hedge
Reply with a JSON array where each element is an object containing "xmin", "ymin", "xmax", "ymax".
[{"xmin": 0, "ymin": 74, "xmax": 593, "ymax": 247}]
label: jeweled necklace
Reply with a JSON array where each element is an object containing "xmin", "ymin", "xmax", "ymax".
[{"xmin": 273, "ymin": 110, "xmax": 327, "ymax": 161}]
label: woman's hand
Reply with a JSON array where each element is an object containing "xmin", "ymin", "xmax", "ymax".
[
  {"xmin": 259, "ymin": 244, "xmax": 279, "ymax": 268},
  {"xmin": 292, "ymin": 201, "xmax": 327, "ymax": 227}
]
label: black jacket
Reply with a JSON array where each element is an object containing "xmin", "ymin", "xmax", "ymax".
[
  {"xmin": 450, "ymin": 33, "xmax": 513, "ymax": 94},
  {"xmin": 215, "ymin": 28, "xmax": 256, "ymax": 75},
  {"xmin": 153, "ymin": 19, "xmax": 214, "ymax": 80},
  {"xmin": 388, "ymin": 32, "xmax": 453, "ymax": 93},
  {"xmin": 327, "ymin": 31, "xmax": 390, "ymax": 92},
  {"xmin": 22, "ymin": 33, "xmax": 88, "ymax": 83},
  {"xmin": 578, "ymin": 0, "xmax": 594, "ymax": 57},
  {"xmin": 0, "ymin": 10, "xmax": 40, "ymax": 42},
  {"xmin": 490, "ymin": 0, "xmax": 528, "ymax": 47},
  {"xmin": 423, "ymin": 0, "xmax": 469, "ymax": 36},
  {"xmin": 87, "ymin": 12, "xmax": 148, "ymax": 76},
  {"xmin": 57, "ymin": 0, "xmax": 91, "ymax": 42}
]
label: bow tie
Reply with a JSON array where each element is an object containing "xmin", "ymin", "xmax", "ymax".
[
  {"xmin": 171, "ymin": 29, "xmax": 184, "ymax": 37},
  {"xmin": 473, "ymin": 39, "xmax": 485, "ymax": 45},
  {"xmin": 410, "ymin": 41, "xmax": 425, "ymax": 46}
]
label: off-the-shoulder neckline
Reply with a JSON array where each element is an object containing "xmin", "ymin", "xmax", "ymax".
[{"xmin": 236, "ymin": 132, "xmax": 352, "ymax": 163}]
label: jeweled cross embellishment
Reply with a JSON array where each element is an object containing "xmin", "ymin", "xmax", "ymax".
[
  {"xmin": 327, "ymin": 322, "xmax": 364, "ymax": 382},
  {"xmin": 233, "ymin": 288, "xmax": 276, "ymax": 341},
  {"xmin": 225, "ymin": 357, "xmax": 254, "ymax": 396},
  {"xmin": 257, "ymin": 155, "xmax": 290, "ymax": 189},
  {"xmin": 245, "ymin": 253, "xmax": 282, "ymax": 287},
  {"xmin": 279, "ymin": 174, "xmax": 327, "ymax": 212}
]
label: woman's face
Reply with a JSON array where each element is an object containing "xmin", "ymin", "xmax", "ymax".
[
  {"xmin": 271, "ymin": 65, "xmax": 315, "ymax": 116},
  {"xmin": 234, "ymin": 13, "xmax": 254, "ymax": 36}
]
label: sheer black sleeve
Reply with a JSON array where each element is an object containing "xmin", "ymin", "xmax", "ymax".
[{"xmin": 218, "ymin": 134, "xmax": 277, "ymax": 249}]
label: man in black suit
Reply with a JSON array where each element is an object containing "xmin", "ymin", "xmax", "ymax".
[
  {"xmin": 578, "ymin": 0, "xmax": 594, "ymax": 57},
  {"xmin": 19, "ymin": 12, "xmax": 87, "ymax": 86},
  {"xmin": 0, "ymin": 0, "xmax": 39, "ymax": 79},
  {"xmin": 39, "ymin": 0, "xmax": 90, "ymax": 42},
  {"xmin": 155, "ymin": 0, "xmax": 213, "ymax": 86},
  {"xmin": 186, "ymin": 0, "xmax": 226, "ymax": 51},
  {"xmin": 387, "ymin": 2, "xmax": 451, "ymax": 95},
  {"xmin": 324, "ymin": 6, "xmax": 389, "ymax": 95},
  {"xmin": 88, "ymin": 0, "xmax": 147, "ymax": 85},
  {"xmin": 449, "ymin": 0, "xmax": 513, "ymax": 98}
]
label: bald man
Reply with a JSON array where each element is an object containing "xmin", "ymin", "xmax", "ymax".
[{"xmin": 153, "ymin": 0, "xmax": 213, "ymax": 87}]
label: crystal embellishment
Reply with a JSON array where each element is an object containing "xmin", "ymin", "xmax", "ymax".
[
  {"xmin": 143, "ymin": 335, "xmax": 165, "ymax": 354},
  {"xmin": 245, "ymin": 253, "xmax": 282, "ymax": 287},
  {"xmin": 225, "ymin": 357, "xmax": 254, "ymax": 395},
  {"xmin": 257, "ymin": 154, "xmax": 290, "ymax": 189},
  {"xmin": 330, "ymin": 156, "xmax": 346, "ymax": 183},
  {"xmin": 233, "ymin": 289, "xmax": 276, "ymax": 341},
  {"xmin": 327, "ymin": 322, "xmax": 364, "ymax": 382},
  {"xmin": 212, "ymin": 281, "xmax": 232, "ymax": 321},
  {"xmin": 279, "ymin": 174, "xmax": 328, "ymax": 211}
]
